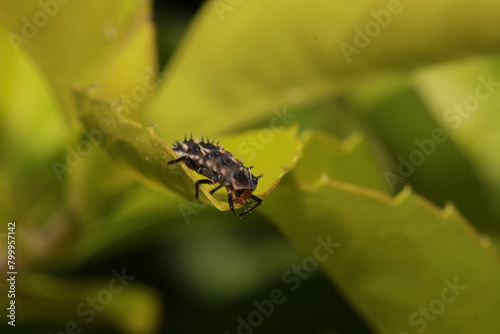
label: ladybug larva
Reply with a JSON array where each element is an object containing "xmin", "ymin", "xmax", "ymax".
[{"xmin": 168, "ymin": 136, "xmax": 263, "ymax": 218}]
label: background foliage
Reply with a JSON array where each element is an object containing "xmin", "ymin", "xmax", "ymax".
[{"xmin": 2, "ymin": 0, "xmax": 500, "ymax": 333}]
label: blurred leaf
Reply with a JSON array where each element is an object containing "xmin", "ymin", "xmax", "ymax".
[
  {"xmin": 48, "ymin": 185, "xmax": 182, "ymax": 270},
  {"xmin": 74, "ymin": 88, "xmax": 190, "ymax": 196},
  {"xmin": 0, "ymin": 0, "xmax": 156, "ymax": 121},
  {"xmin": 413, "ymin": 56, "xmax": 500, "ymax": 225},
  {"xmin": 0, "ymin": 273, "xmax": 160, "ymax": 334},
  {"xmin": 294, "ymin": 130, "xmax": 389, "ymax": 193},
  {"xmin": 173, "ymin": 230, "xmax": 302, "ymax": 303},
  {"xmin": 0, "ymin": 24, "xmax": 68, "ymax": 225},
  {"xmin": 262, "ymin": 180, "xmax": 500, "ymax": 334},
  {"xmin": 351, "ymin": 77, "xmax": 497, "ymax": 235},
  {"xmin": 74, "ymin": 88, "xmax": 302, "ymax": 213},
  {"xmin": 148, "ymin": 0, "xmax": 500, "ymax": 139},
  {"xmin": 0, "ymin": 25, "xmax": 65, "ymax": 160}
]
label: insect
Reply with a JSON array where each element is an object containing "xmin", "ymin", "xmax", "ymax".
[{"xmin": 167, "ymin": 136, "xmax": 263, "ymax": 218}]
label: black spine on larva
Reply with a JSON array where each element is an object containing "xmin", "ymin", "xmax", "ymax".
[
  {"xmin": 169, "ymin": 135, "xmax": 264, "ymax": 217},
  {"xmin": 172, "ymin": 137, "xmax": 260, "ymax": 191}
]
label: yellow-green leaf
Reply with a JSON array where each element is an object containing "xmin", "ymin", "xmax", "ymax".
[
  {"xmin": 0, "ymin": 0, "xmax": 156, "ymax": 121},
  {"xmin": 294, "ymin": 130, "xmax": 389, "ymax": 193},
  {"xmin": 148, "ymin": 0, "xmax": 500, "ymax": 139},
  {"xmin": 414, "ymin": 56, "xmax": 500, "ymax": 223},
  {"xmin": 74, "ymin": 88, "xmax": 302, "ymax": 213},
  {"xmin": 2, "ymin": 273, "xmax": 160, "ymax": 334},
  {"xmin": 262, "ymin": 180, "xmax": 500, "ymax": 334}
]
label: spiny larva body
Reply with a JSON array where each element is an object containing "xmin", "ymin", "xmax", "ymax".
[{"xmin": 168, "ymin": 136, "xmax": 263, "ymax": 217}]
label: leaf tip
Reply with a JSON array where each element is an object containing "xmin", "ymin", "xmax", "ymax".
[
  {"xmin": 146, "ymin": 123, "xmax": 158, "ymax": 135},
  {"xmin": 393, "ymin": 185, "xmax": 413, "ymax": 204},
  {"xmin": 441, "ymin": 201, "xmax": 458, "ymax": 218}
]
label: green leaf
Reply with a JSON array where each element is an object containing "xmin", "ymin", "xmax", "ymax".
[
  {"xmin": 47, "ymin": 185, "xmax": 184, "ymax": 270},
  {"xmin": 256, "ymin": 130, "xmax": 500, "ymax": 333},
  {"xmin": 413, "ymin": 56, "xmax": 500, "ymax": 223},
  {"xmin": 148, "ymin": 0, "xmax": 500, "ymax": 139},
  {"xmin": 0, "ymin": 28, "xmax": 62, "ymax": 161},
  {"xmin": 350, "ymin": 77, "xmax": 497, "ymax": 234},
  {"xmin": 2, "ymin": 273, "xmax": 160, "ymax": 334},
  {"xmin": 0, "ymin": 24, "xmax": 70, "ymax": 224},
  {"xmin": 0, "ymin": 0, "xmax": 156, "ymax": 120},
  {"xmin": 294, "ymin": 130, "xmax": 389, "ymax": 193},
  {"xmin": 261, "ymin": 180, "xmax": 500, "ymax": 334},
  {"xmin": 74, "ymin": 88, "xmax": 302, "ymax": 213}
]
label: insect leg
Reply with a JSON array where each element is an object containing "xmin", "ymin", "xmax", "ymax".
[
  {"xmin": 227, "ymin": 191, "xmax": 237, "ymax": 218},
  {"xmin": 195, "ymin": 179, "xmax": 214, "ymax": 200},
  {"xmin": 168, "ymin": 155, "xmax": 200, "ymax": 172},
  {"xmin": 167, "ymin": 156, "xmax": 190, "ymax": 164},
  {"xmin": 238, "ymin": 195, "xmax": 263, "ymax": 217},
  {"xmin": 209, "ymin": 185, "xmax": 222, "ymax": 195}
]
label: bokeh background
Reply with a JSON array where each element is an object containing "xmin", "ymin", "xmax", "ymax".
[{"xmin": 2, "ymin": 1, "xmax": 500, "ymax": 333}]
